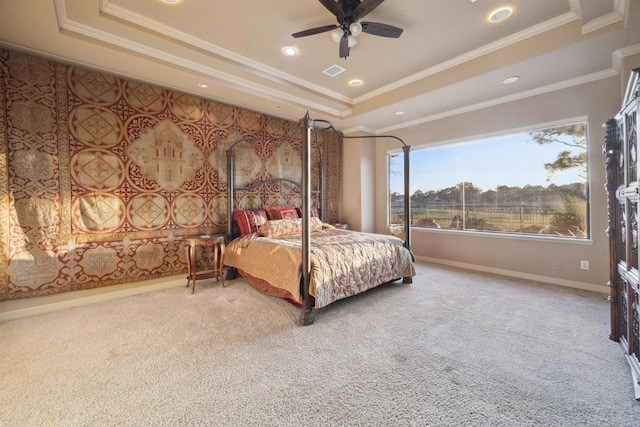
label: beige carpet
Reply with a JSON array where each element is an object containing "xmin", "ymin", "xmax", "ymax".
[{"xmin": 1, "ymin": 261, "xmax": 640, "ymax": 426}]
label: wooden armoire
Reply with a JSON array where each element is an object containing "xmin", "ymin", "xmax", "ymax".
[{"xmin": 604, "ymin": 67, "xmax": 640, "ymax": 400}]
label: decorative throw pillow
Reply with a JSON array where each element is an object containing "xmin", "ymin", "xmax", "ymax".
[
  {"xmin": 264, "ymin": 204, "xmax": 299, "ymax": 220},
  {"xmin": 237, "ymin": 232, "xmax": 258, "ymax": 248},
  {"xmin": 258, "ymin": 217, "xmax": 323, "ymax": 238},
  {"xmin": 234, "ymin": 209, "xmax": 268, "ymax": 236},
  {"xmin": 295, "ymin": 206, "xmax": 319, "ymax": 218}
]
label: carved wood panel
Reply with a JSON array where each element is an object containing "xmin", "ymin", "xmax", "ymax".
[{"xmin": 605, "ymin": 68, "xmax": 640, "ymax": 400}]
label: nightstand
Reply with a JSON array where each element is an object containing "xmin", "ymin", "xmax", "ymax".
[{"xmin": 184, "ymin": 234, "xmax": 226, "ymax": 293}]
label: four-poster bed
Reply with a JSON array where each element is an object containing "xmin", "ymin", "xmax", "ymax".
[{"xmin": 223, "ymin": 113, "xmax": 415, "ymax": 324}]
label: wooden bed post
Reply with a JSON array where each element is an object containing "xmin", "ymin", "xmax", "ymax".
[
  {"xmin": 225, "ymin": 148, "xmax": 237, "ymax": 280},
  {"xmin": 318, "ymin": 160, "xmax": 324, "ymax": 222},
  {"xmin": 226, "ymin": 148, "xmax": 234, "ymax": 241},
  {"xmin": 402, "ymin": 144, "xmax": 413, "ymax": 259},
  {"xmin": 300, "ymin": 113, "xmax": 314, "ymax": 326},
  {"xmin": 313, "ymin": 131, "xmax": 324, "ymax": 222},
  {"xmin": 339, "ymin": 133, "xmax": 414, "ymax": 260}
]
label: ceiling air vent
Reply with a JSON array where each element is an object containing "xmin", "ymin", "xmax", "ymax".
[{"xmin": 323, "ymin": 64, "xmax": 346, "ymax": 77}]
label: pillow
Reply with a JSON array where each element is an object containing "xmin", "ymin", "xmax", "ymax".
[
  {"xmin": 264, "ymin": 204, "xmax": 299, "ymax": 220},
  {"xmin": 237, "ymin": 232, "xmax": 258, "ymax": 248},
  {"xmin": 295, "ymin": 206, "xmax": 319, "ymax": 218},
  {"xmin": 234, "ymin": 209, "xmax": 268, "ymax": 236},
  {"xmin": 258, "ymin": 217, "xmax": 323, "ymax": 238}
]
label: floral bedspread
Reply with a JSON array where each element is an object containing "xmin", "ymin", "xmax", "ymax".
[{"xmin": 224, "ymin": 227, "xmax": 416, "ymax": 308}]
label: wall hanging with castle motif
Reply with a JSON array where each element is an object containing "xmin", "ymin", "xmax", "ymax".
[{"xmin": 0, "ymin": 48, "xmax": 342, "ymax": 300}]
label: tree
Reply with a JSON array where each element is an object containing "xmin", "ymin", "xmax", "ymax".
[
  {"xmin": 528, "ymin": 123, "xmax": 587, "ymax": 181},
  {"xmin": 411, "ymin": 190, "xmax": 428, "ymax": 206},
  {"xmin": 390, "ymin": 191, "xmax": 403, "ymax": 204},
  {"xmin": 551, "ymin": 194, "xmax": 583, "ymax": 228},
  {"xmin": 438, "ymin": 185, "xmax": 461, "ymax": 204},
  {"xmin": 460, "ymin": 182, "xmax": 482, "ymax": 203}
]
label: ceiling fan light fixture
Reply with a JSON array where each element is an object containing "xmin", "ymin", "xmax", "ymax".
[
  {"xmin": 331, "ymin": 28, "xmax": 343, "ymax": 43},
  {"xmin": 347, "ymin": 35, "xmax": 358, "ymax": 48},
  {"xmin": 349, "ymin": 22, "xmax": 363, "ymax": 37}
]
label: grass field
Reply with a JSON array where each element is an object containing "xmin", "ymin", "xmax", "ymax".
[{"xmin": 391, "ymin": 206, "xmax": 563, "ymax": 234}]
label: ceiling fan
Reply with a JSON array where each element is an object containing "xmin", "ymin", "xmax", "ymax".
[{"xmin": 292, "ymin": 0, "xmax": 403, "ymax": 59}]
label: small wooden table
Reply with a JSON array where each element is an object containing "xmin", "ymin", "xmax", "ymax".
[{"xmin": 184, "ymin": 234, "xmax": 226, "ymax": 293}]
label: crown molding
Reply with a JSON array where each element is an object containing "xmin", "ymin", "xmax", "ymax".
[
  {"xmin": 98, "ymin": 0, "xmax": 353, "ymax": 105},
  {"xmin": 342, "ymin": 125, "xmax": 377, "ymax": 135},
  {"xmin": 355, "ymin": 12, "xmax": 580, "ymax": 104},
  {"xmin": 612, "ymin": 43, "xmax": 640, "ymax": 71},
  {"xmin": 376, "ymin": 69, "xmax": 617, "ymax": 134},
  {"xmin": 581, "ymin": 0, "xmax": 627, "ymax": 34},
  {"xmin": 52, "ymin": 0, "xmax": 349, "ymax": 117}
]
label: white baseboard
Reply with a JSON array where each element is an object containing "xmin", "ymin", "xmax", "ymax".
[
  {"xmin": 0, "ymin": 275, "xmax": 186, "ymax": 322},
  {"xmin": 416, "ymin": 256, "xmax": 609, "ymax": 295},
  {"xmin": 1, "ymin": 258, "xmax": 608, "ymax": 322}
]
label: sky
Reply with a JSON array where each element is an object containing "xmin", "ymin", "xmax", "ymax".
[{"xmin": 389, "ymin": 130, "xmax": 586, "ymax": 195}]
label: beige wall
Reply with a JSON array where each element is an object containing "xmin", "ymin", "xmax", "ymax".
[
  {"xmin": 343, "ymin": 72, "xmax": 640, "ymax": 294},
  {"xmin": 341, "ymin": 133, "xmax": 376, "ymax": 232},
  {"xmin": 621, "ymin": 54, "xmax": 640, "ymax": 99},
  {"xmin": 341, "ymin": 138, "xmax": 362, "ymax": 230}
]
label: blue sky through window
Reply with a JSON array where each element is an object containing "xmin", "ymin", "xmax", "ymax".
[{"xmin": 390, "ymin": 130, "xmax": 586, "ymax": 195}]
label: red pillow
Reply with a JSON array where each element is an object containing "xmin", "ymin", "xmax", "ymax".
[
  {"xmin": 295, "ymin": 206, "xmax": 319, "ymax": 218},
  {"xmin": 234, "ymin": 209, "xmax": 268, "ymax": 236},
  {"xmin": 264, "ymin": 204, "xmax": 299, "ymax": 220},
  {"xmin": 273, "ymin": 207, "xmax": 298, "ymax": 220}
]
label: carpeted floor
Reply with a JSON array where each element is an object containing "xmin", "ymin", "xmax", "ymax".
[{"xmin": 1, "ymin": 261, "xmax": 640, "ymax": 426}]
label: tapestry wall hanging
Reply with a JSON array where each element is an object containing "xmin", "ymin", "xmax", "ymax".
[{"xmin": 0, "ymin": 48, "xmax": 342, "ymax": 300}]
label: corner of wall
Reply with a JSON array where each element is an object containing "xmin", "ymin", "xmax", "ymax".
[{"xmin": 340, "ymin": 132, "xmax": 377, "ymax": 232}]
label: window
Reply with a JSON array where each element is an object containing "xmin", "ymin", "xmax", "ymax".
[{"xmin": 389, "ymin": 121, "xmax": 589, "ymax": 239}]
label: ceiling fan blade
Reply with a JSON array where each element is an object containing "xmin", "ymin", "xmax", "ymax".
[
  {"xmin": 361, "ymin": 21, "xmax": 403, "ymax": 38},
  {"xmin": 353, "ymin": 0, "xmax": 385, "ymax": 20},
  {"xmin": 339, "ymin": 35, "xmax": 350, "ymax": 59},
  {"xmin": 318, "ymin": 0, "xmax": 345, "ymax": 21},
  {"xmin": 292, "ymin": 24, "xmax": 339, "ymax": 38}
]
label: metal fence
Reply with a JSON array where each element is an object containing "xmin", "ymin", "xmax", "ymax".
[{"xmin": 390, "ymin": 205, "xmax": 559, "ymax": 233}]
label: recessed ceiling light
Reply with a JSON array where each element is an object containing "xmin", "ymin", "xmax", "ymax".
[
  {"xmin": 159, "ymin": 0, "xmax": 183, "ymax": 5},
  {"xmin": 198, "ymin": 83, "xmax": 208, "ymax": 88},
  {"xmin": 282, "ymin": 46, "xmax": 298, "ymax": 56},
  {"xmin": 502, "ymin": 76, "xmax": 520, "ymax": 84},
  {"xmin": 349, "ymin": 79, "xmax": 363, "ymax": 87},
  {"xmin": 487, "ymin": 5, "xmax": 514, "ymax": 23},
  {"xmin": 395, "ymin": 110, "xmax": 406, "ymax": 116}
]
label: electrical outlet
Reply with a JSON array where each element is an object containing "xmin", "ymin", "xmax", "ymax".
[{"xmin": 580, "ymin": 260, "xmax": 589, "ymax": 270}]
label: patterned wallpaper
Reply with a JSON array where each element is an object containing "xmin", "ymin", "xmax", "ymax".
[{"xmin": 0, "ymin": 48, "xmax": 342, "ymax": 301}]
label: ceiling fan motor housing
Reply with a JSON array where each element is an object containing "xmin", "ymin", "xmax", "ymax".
[{"xmin": 339, "ymin": 0, "xmax": 362, "ymax": 23}]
